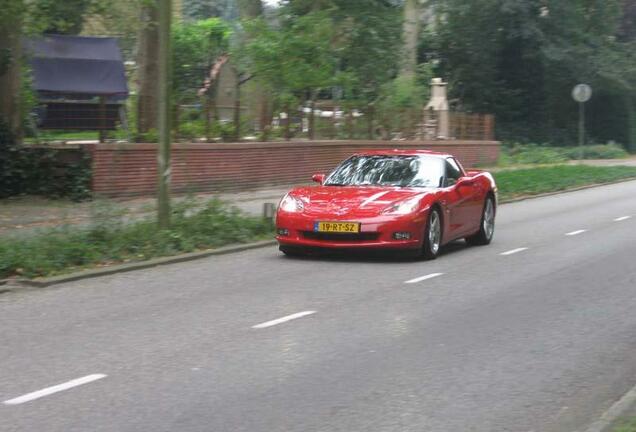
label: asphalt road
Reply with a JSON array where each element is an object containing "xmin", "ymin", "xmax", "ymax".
[{"xmin": 2, "ymin": 181, "xmax": 636, "ymax": 432}]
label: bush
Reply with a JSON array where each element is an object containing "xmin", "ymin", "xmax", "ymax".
[
  {"xmin": 500, "ymin": 144, "xmax": 568, "ymax": 165},
  {"xmin": 560, "ymin": 143, "xmax": 629, "ymax": 160},
  {"xmin": 178, "ymin": 120, "xmax": 206, "ymax": 141},
  {"xmin": 495, "ymin": 165, "xmax": 636, "ymax": 201},
  {"xmin": 500, "ymin": 143, "xmax": 629, "ymax": 166},
  {"xmin": 0, "ymin": 198, "xmax": 274, "ymax": 279}
]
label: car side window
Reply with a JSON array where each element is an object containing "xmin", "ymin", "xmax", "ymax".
[{"xmin": 444, "ymin": 158, "xmax": 463, "ymax": 187}]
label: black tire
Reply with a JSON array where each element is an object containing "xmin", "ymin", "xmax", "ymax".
[
  {"xmin": 422, "ymin": 208, "xmax": 443, "ymax": 260},
  {"xmin": 466, "ymin": 196, "xmax": 496, "ymax": 246}
]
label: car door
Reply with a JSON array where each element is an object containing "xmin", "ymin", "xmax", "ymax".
[{"xmin": 441, "ymin": 158, "xmax": 480, "ymax": 239}]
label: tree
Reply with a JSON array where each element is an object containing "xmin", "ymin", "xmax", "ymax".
[
  {"xmin": 400, "ymin": 0, "xmax": 420, "ymax": 79},
  {"xmin": 433, "ymin": 0, "xmax": 636, "ymax": 145},
  {"xmin": 0, "ymin": 0, "xmax": 24, "ymax": 140},
  {"xmin": 244, "ymin": 11, "xmax": 339, "ymax": 139},
  {"xmin": 173, "ymin": 18, "xmax": 230, "ymax": 99},
  {"xmin": 136, "ymin": 1, "xmax": 161, "ymax": 138},
  {"xmin": 183, "ymin": 0, "xmax": 239, "ymax": 21},
  {"xmin": 29, "ymin": 0, "xmax": 94, "ymax": 34},
  {"xmin": 237, "ymin": 0, "xmax": 262, "ymax": 18},
  {"xmin": 83, "ymin": 0, "xmax": 143, "ymax": 59}
]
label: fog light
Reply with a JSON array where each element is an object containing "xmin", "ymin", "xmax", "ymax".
[
  {"xmin": 393, "ymin": 232, "xmax": 412, "ymax": 240},
  {"xmin": 277, "ymin": 228, "xmax": 290, "ymax": 236}
]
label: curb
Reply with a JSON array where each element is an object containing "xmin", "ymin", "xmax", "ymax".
[
  {"xmin": 583, "ymin": 383, "xmax": 636, "ymax": 432},
  {"xmin": 6, "ymin": 240, "xmax": 277, "ymax": 291}
]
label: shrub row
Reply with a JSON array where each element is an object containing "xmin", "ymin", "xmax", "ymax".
[
  {"xmin": 0, "ymin": 198, "xmax": 274, "ymax": 279},
  {"xmin": 0, "ymin": 119, "xmax": 92, "ymax": 201},
  {"xmin": 500, "ymin": 143, "xmax": 629, "ymax": 166}
]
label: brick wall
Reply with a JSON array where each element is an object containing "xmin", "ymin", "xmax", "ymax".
[{"xmin": 90, "ymin": 140, "xmax": 500, "ymax": 198}]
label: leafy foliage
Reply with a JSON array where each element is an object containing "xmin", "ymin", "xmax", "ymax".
[
  {"xmin": 0, "ymin": 120, "xmax": 92, "ymax": 201},
  {"xmin": 28, "ymin": 0, "xmax": 96, "ymax": 34},
  {"xmin": 500, "ymin": 143, "xmax": 629, "ymax": 165},
  {"xmin": 433, "ymin": 0, "xmax": 636, "ymax": 147},
  {"xmin": 183, "ymin": 0, "xmax": 239, "ymax": 21},
  {"xmin": 173, "ymin": 18, "xmax": 231, "ymax": 103},
  {"xmin": 0, "ymin": 198, "xmax": 274, "ymax": 278},
  {"xmin": 495, "ymin": 165, "xmax": 636, "ymax": 201}
]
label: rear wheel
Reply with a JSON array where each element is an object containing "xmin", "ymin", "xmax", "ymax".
[
  {"xmin": 422, "ymin": 208, "xmax": 442, "ymax": 260},
  {"xmin": 466, "ymin": 196, "xmax": 495, "ymax": 246}
]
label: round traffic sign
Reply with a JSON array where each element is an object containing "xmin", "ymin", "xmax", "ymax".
[{"xmin": 572, "ymin": 84, "xmax": 592, "ymax": 103}]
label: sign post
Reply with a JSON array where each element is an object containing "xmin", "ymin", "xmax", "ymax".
[{"xmin": 572, "ymin": 84, "xmax": 592, "ymax": 160}]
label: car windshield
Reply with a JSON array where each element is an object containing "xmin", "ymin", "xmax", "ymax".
[{"xmin": 324, "ymin": 155, "xmax": 445, "ymax": 188}]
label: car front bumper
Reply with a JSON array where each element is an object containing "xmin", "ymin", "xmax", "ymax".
[{"xmin": 276, "ymin": 212, "xmax": 425, "ymax": 250}]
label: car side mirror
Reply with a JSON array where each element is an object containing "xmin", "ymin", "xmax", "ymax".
[{"xmin": 312, "ymin": 173, "xmax": 326, "ymax": 185}]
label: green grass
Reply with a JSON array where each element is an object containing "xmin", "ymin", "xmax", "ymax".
[
  {"xmin": 499, "ymin": 143, "xmax": 629, "ymax": 166},
  {"xmin": 0, "ymin": 198, "xmax": 274, "ymax": 279},
  {"xmin": 495, "ymin": 165, "xmax": 636, "ymax": 201},
  {"xmin": 613, "ymin": 418, "xmax": 636, "ymax": 432}
]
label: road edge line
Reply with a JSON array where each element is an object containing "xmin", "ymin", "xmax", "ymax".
[{"xmin": 583, "ymin": 383, "xmax": 636, "ymax": 432}]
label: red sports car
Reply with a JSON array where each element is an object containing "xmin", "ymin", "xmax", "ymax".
[{"xmin": 276, "ymin": 150, "xmax": 497, "ymax": 259}]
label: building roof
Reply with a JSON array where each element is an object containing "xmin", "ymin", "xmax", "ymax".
[{"xmin": 26, "ymin": 35, "xmax": 129, "ymax": 98}]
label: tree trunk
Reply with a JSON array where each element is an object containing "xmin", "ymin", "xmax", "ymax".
[
  {"xmin": 308, "ymin": 99, "xmax": 316, "ymax": 140},
  {"xmin": 237, "ymin": 0, "xmax": 263, "ymax": 19},
  {"xmin": 136, "ymin": 1, "xmax": 160, "ymax": 139},
  {"xmin": 284, "ymin": 102, "xmax": 291, "ymax": 141},
  {"xmin": 400, "ymin": 0, "xmax": 420, "ymax": 79},
  {"xmin": 233, "ymin": 78, "xmax": 241, "ymax": 142},
  {"xmin": 0, "ymin": 6, "xmax": 23, "ymax": 140},
  {"xmin": 238, "ymin": 0, "xmax": 269, "ymax": 133},
  {"xmin": 367, "ymin": 104, "xmax": 375, "ymax": 140}
]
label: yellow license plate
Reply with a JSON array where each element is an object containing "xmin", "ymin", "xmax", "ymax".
[{"xmin": 315, "ymin": 222, "xmax": 361, "ymax": 233}]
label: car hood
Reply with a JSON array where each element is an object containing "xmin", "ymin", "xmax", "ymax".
[{"xmin": 289, "ymin": 186, "xmax": 435, "ymax": 217}]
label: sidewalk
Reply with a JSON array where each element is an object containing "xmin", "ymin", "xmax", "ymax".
[
  {"xmin": 2, "ymin": 156, "xmax": 635, "ymax": 237},
  {"xmin": 0, "ymin": 186, "xmax": 292, "ymax": 237}
]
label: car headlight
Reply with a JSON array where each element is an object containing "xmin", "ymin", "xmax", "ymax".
[
  {"xmin": 279, "ymin": 194, "xmax": 304, "ymax": 213},
  {"xmin": 383, "ymin": 197, "xmax": 421, "ymax": 215}
]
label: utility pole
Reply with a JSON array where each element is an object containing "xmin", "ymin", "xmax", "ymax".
[{"xmin": 157, "ymin": 0, "xmax": 172, "ymax": 228}]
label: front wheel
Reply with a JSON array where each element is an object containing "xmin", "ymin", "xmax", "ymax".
[
  {"xmin": 422, "ymin": 208, "xmax": 442, "ymax": 260},
  {"xmin": 466, "ymin": 196, "xmax": 496, "ymax": 246}
]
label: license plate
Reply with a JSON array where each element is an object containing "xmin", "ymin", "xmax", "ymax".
[{"xmin": 314, "ymin": 222, "xmax": 361, "ymax": 233}]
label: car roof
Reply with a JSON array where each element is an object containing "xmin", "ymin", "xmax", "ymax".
[{"xmin": 353, "ymin": 149, "xmax": 453, "ymax": 158}]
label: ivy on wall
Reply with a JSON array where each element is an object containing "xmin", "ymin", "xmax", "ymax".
[{"xmin": 0, "ymin": 119, "xmax": 92, "ymax": 201}]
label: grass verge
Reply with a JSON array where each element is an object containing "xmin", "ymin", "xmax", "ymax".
[
  {"xmin": 499, "ymin": 143, "xmax": 629, "ymax": 166},
  {"xmin": 2, "ymin": 165, "xmax": 636, "ymax": 280},
  {"xmin": 0, "ymin": 198, "xmax": 274, "ymax": 279},
  {"xmin": 495, "ymin": 165, "xmax": 636, "ymax": 201},
  {"xmin": 613, "ymin": 418, "xmax": 636, "ymax": 432}
]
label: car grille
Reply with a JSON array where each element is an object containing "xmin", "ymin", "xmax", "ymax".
[{"xmin": 302, "ymin": 231, "xmax": 380, "ymax": 242}]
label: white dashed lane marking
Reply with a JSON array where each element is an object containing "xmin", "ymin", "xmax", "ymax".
[
  {"xmin": 565, "ymin": 230, "xmax": 587, "ymax": 236},
  {"xmin": 405, "ymin": 273, "xmax": 444, "ymax": 284},
  {"xmin": 3, "ymin": 374, "xmax": 107, "ymax": 406},
  {"xmin": 252, "ymin": 311, "xmax": 316, "ymax": 329},
  {"xmin": 614, "ymin": 216, "xmax": 632, "ymax": 222},
  {"xmin": 500, "ymin": 248, "xmax": 529, "ymax": 256}
]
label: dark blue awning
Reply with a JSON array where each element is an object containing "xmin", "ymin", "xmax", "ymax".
[{"xmin": 26, "ymin": 35, "xmax": 129, "ymax": 98}]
